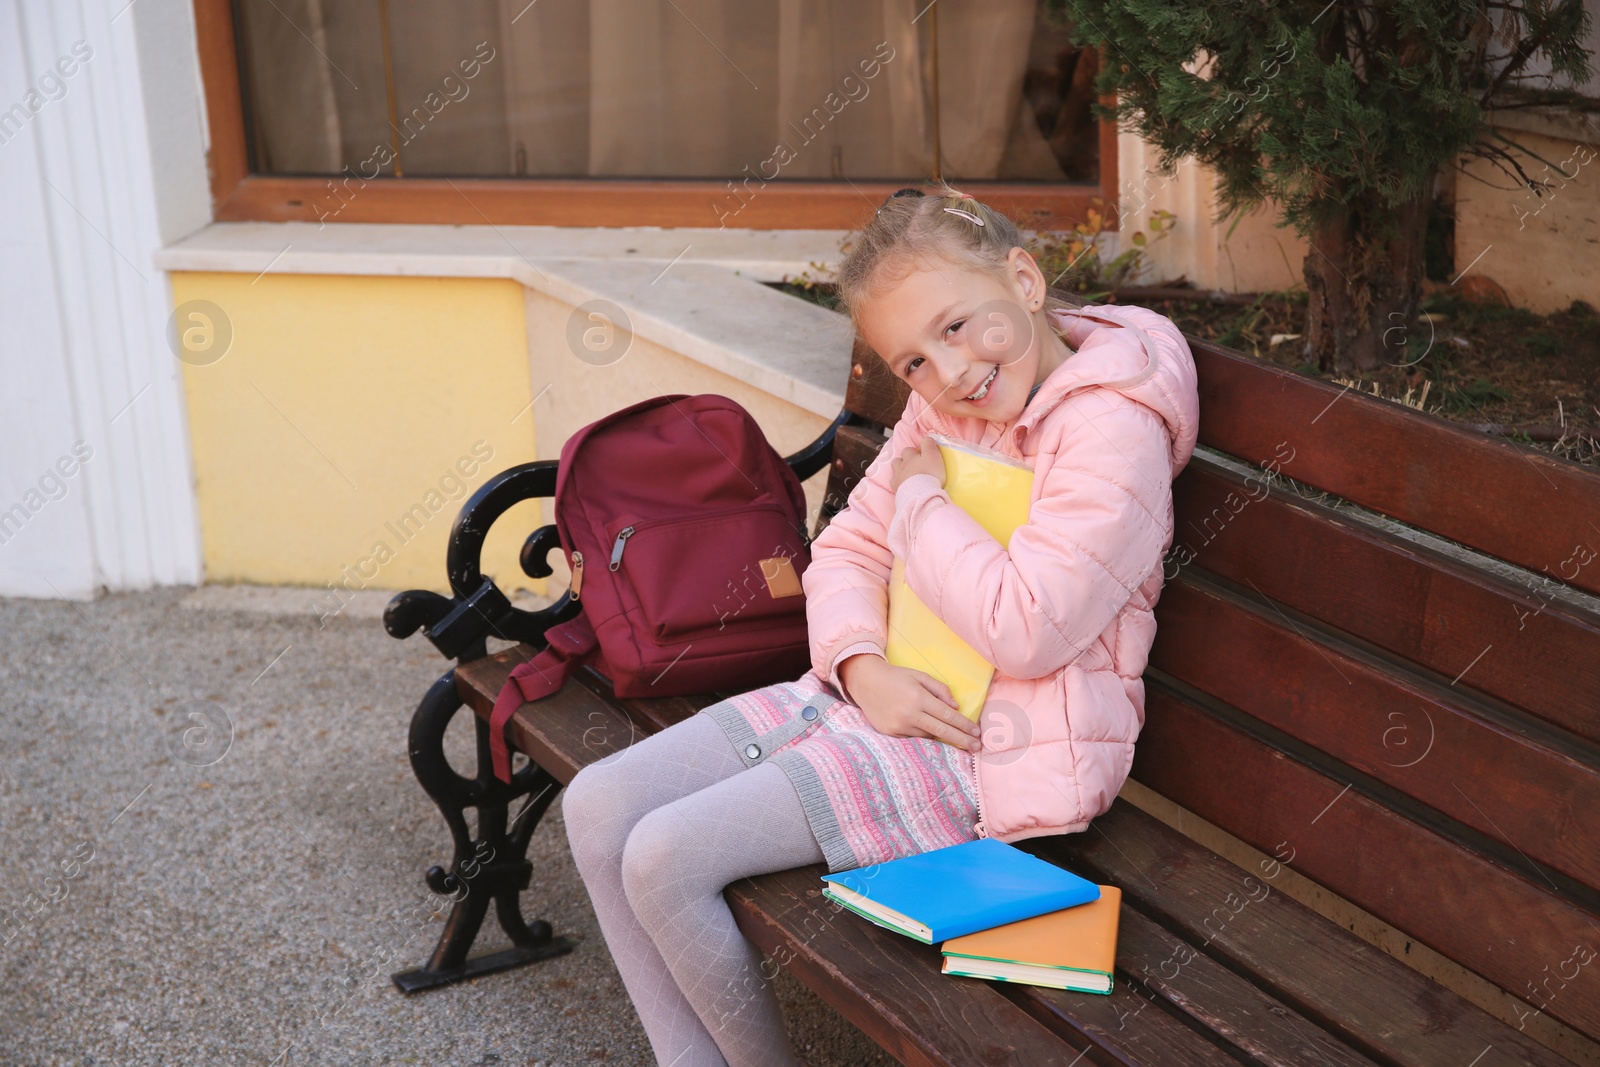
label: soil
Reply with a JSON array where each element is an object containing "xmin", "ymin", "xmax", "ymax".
[{"xmin": 1113, "ymin": 285, "xmax": 1600, "ymax": 468}]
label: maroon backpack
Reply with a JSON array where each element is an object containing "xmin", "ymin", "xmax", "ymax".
[{"xmin": 489, "ymin": 393, "xmax": 815, "ymax": 782}]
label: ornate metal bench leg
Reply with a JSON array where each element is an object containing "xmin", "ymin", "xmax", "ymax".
[{"xmin": 392, "ymin": 669, "xmax": 575, "ymax": 993}]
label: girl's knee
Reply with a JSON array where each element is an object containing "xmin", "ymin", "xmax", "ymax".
[
  {"xmin": 562, "ymin": 761, "xmax": 629, "ymax": 865},
  {"xmin": 619, "ymin": 805, "xmax": 701, "ymax": 928}
]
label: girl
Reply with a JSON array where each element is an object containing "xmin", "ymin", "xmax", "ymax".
[{"xmin": 562, "ymin": 184, "xmax": 1199, "ymax": 1067}]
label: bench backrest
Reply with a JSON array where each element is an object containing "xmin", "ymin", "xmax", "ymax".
[{"xmin": 819, "ymin": 325, "xmax": 1600, "ymax": 1045}]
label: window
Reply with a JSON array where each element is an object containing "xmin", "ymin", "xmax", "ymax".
[{"xmin": 196, "ymin": 0, "xmax": 1118, "ymax": 228}]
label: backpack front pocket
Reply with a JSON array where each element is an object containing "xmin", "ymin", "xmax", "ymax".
[{"xmin": 608, "ymin": 503, "xmax": 810, "ymax": 641}]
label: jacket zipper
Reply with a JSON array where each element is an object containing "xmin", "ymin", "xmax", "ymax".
[
  {"xmin": 569, "ymin": 551, "xmax": 584, "ymax": 600},
  {"xmin": 969, "ymin": 746, "xmax": 990, "ymax": 838}
]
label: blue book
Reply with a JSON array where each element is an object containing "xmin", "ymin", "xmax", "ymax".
[{"xmin": 819, "ymin": 838, "xmax": 1101, "ymax": 944}]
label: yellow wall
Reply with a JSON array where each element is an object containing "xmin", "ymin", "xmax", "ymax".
[{"xmin": 172, "ymin": 272, "xmax": 546, "ymax": 603}]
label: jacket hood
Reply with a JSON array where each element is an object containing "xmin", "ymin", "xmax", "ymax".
[{"xmin": 924, "ymin": 304, "xmax": 1200, "ymax": 478}]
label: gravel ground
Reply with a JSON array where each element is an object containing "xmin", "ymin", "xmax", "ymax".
[{"xmin": 0, "ymin": 587, "xmax": 896, "ymax": 1067}]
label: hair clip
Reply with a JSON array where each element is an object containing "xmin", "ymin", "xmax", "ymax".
[{"xmin": 943, "ymin": 206, "xmax": 985, "ymax": 225}]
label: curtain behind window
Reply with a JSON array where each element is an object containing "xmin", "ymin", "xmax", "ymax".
[{"xmin": 234, "ymin": 0, "xmax": 1067, "ymax": 182}]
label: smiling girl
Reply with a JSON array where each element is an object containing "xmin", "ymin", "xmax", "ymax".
[{"xmin": 560, "ymin": 184, "xmax": 1199, "ymax": 1067}]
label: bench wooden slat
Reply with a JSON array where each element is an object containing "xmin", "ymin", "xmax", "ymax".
[
  {"xmin": 1134, "ymin": 679, "xmax": 1600, "ymax": 1040},
  {"xmin": 568, "ymin": 668, "xmax": 716, "ymax": 732},
  {"xmin": 1188, "ymin": 337, "xmax": 1600, "ymax": 599},
  {"xmin": 1028, "ymin": 801, "xmax": 1580, "ymax": 1067},
  {"xmin": 1153, "ymin": 572, "xmax": 1600, "ymax": 891},
  {"xmin": 843, "ymin": 342, "xmax": 910, "ymax": 430},
  {"xmin": 1092, "ymin": 895, "xmax": 1381, "ymax": 1066},
  {"xmin": 814, "ymin": 423, "xmax": 889, "ymax": 539},
  {"xmin": 1174, "ymin": 455, "xmax": 1600, "ymax": 743},
  {"xmin": 830, "ymin": 424, "xmax": 889, "ymax": 486},
  {"xmin": 725, "ymin": 864, "xmax": 1247, "ymax": 1067},
  {"xmin": 995, "ymin": 984, "xmax": 1268, "ymax": 1067}
]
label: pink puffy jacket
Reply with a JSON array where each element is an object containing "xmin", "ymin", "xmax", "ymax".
[{"xmin": 801, "ymin": 303, "xmax": 1200, "ymax": 843}]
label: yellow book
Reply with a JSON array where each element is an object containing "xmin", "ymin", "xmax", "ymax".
[{"xmin": 885, "ymin": 433, "xmax": 1035, "ymax": 724}]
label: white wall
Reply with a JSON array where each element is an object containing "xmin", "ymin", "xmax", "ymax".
[{"xmin": 0, "ymin": 0, "xmax": 210, "ymax": 598}]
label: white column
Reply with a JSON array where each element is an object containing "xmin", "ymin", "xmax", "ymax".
[{"xmin": 0, "ymin": 0, "xmax": 210, "ymax": 597}]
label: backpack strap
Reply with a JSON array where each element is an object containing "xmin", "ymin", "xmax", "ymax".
[{"xmin": 488, "ymin": 613, "xmax": 599, "ymax": 784}]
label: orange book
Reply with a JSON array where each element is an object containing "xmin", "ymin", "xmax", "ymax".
[{"xmin": 940, "ymin": 885, "xmax": 1121, "ymax": 994}]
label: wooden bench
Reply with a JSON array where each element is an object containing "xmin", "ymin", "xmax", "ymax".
[{"xmin": 383, "ymin": 317, "xmax": 1600, "ymax": 1065}]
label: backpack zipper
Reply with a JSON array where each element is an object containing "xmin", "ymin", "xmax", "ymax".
[
  {"xmin": 569, "ymin": 551, "xmax": 585, "ymax": 600},
  {"xmin": 609, "ymin": 526, "xmax": 636, "ymax": 571}
]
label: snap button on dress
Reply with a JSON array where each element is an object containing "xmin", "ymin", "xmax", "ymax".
[
  {"xmin": 745, "ymin": 743, "xmax": 762, "ymax": 760},
  {"xmin": 801, "ymin": 705, "xmax": 819, "ymax": 721}
]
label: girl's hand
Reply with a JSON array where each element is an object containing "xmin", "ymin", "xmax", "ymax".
[
  {"xmin": 889, "ymin": 436, "xmax": 947, "ymax": 492},
  {"xmin": 841, "ymin": 656, "xmax": 980, "ymax": 750}
]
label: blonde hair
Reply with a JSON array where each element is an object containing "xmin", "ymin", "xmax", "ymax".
[{"xmin": 834, "ymin": 181, "xmax": 1078, "ymax": 351}]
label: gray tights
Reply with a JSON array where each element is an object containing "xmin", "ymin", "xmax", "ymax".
[{"xmin": 562, "ymin": 711, "xmax": 826, "ymax": 1067}]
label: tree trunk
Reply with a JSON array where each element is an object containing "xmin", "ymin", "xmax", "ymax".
[{"xmin": 1302, "ymin": 192, "xmax": 1432, "ymax": 375}]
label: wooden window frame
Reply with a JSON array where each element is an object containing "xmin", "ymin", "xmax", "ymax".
[{"xmin": 194, "ymin": 0, "xmax": 1120, "ymax": 231}]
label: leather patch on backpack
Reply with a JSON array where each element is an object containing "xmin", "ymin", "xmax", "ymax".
[{"xmin": 761, "ymin": 556, "xmax": 803, "ymax": 599}]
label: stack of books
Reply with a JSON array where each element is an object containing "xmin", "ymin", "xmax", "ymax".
[{"xmin": 820, "ymin": 837, "xmax": 1121, "ymax": 994}]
